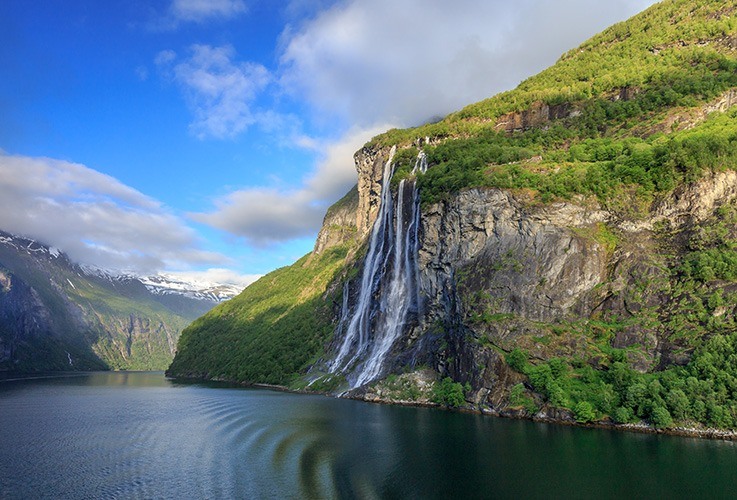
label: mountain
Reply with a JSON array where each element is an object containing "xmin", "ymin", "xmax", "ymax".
[
  {"xmin": 138, "ymin": 274, "xmax": 242, "ymax": 303},
  {"xmin": 168, "ymin": 0, "xmax": 737, "ymax": 433},
  {"xmin": 0, "ymin": 231, "xmax": 240, "ymax": 372}
]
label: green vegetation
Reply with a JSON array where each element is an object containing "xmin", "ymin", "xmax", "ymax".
[
  {"xmin": 498, "ymin": 201, "xmax": 737, "ymax": 431},
  {"xmin": 573, "ymin": 401, "xmax": 597, "ymax": 423},
  {"xmin": 303, "ymin": 373, "xmax": 346, "ymax": 393},
  {"xmin": 508, "ymin": 383, "xmax": 539, "ymax": 414},
  {"xmin": 389, "ymin": 147, "xmax": 419, "ymax": 188},
  {"xmin": 167, "ymin": 245, "xmax": 352, "ymax": 386},
  {"xmin": 377, "ymin": 373, "xmax": 424, "ymax": 401},
  {"xmin": 431, "ymin": 377, "xmax": 467, "ymax": 408},
  {"xmin": 364, "ymin": 1, "xmax": 737, "ymax": 209},
  {"xmin": 66, "ymin": 276, "xmax": 191, "ymax": 370},
  {"xmin": 372, "ymin": 0, "xmax": 737, "ymax": 148},
  {"xmin": 505, "ymin": 327, "xmax": 737, "ymax": 430},
  {"xmin": 416, "ymin": 108, "xmax": 737, "ymax": 206}
]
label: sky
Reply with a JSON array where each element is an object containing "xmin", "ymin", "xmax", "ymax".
[{"xmin": 0, "ymin": 0, "xmax": 658, "ymax": 286}]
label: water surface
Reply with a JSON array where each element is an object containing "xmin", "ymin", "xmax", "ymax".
[{"xmin": 1, "ymin": 372, "xmax": 736, "ymax": 499}]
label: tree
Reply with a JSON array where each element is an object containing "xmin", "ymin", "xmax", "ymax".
[
  {"xmin": 666, "ymin": 389, "xmax": 691, "ymax": 421},
  {"xmin": 432, "ymin": 377, "xmax": 466, "ymax": 408},
  {"xmin": 651, "ymin": 405, "xmax": 674, "ymax": 429},
  {"xmin": 613, "ymin": 406, "xmax": 636, "ymax": 424},
  {"xmin": 505, "ymin": 348, "xmax": 529, "ymax": 372},
  {"xmin": 573, "ymin": 401, "xmax": 597, "ymax": 423}
]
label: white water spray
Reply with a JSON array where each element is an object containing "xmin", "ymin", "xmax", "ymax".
[
  {"xmin": 412, "ymin": 150, "xmax": 428, "ymax": 175},
  {"xmin": 330, "ymin": 148, "xmax": 423, "ymax": 387}
]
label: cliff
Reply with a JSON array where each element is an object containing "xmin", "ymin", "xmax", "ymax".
[{"xmin": 169, "ymin": 0, "xmax": 737, "ymax": 432}]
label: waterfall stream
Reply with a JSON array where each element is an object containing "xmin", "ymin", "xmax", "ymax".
[{"xmin": 330, "ymin": 148, "xmax": 423, "ymax": 388}]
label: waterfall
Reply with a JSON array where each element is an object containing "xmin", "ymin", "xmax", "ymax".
[
  {"xmin": 330, "ymin": 148, "xmax": 423, "ymax": 388},
  {"xmin": 412, "ymin": 150, "xmax": 428, "ymax": 175}
]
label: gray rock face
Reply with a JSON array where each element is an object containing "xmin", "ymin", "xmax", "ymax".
[
  {"xmin": 0, "ymin": 269, "xmax": 55, "ymax": 364},
  {"xmin": 314, "ymin": 186, "xmax": 360, "ymax": 254},
  {"xmin": 419, "ymin": 189, "xmax": 609, "ymax": 325},
  {"xmin": 354, "ymin": 146, "xmax": 394, "ymax": 238}
]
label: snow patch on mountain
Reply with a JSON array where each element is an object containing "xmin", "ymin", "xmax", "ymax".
[{"xmin": 138, "ymin": 274, "xmax": 244, "ymax": 302}]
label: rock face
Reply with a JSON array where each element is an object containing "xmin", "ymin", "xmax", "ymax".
[
  {"xmin": 494, "ymin": 101, "xmax": 581, "ymax": 133},
  {"xmin": 354, "ymin": 146, "xmax": 395, "ymax": 238},
  {"xmin": 419, "ymin": 189, "xmax": 609, "ymax": 325},
  {"xmin": 314, "ymin": 186, "xmax": 361, "ymax": 254},
  {"xmin": 323, "ymin": 147, "xmax": 737, "ymax": 410},
  {"xmin": 0, "ymin": 269, "xmax": 60, "ymax": 368}
]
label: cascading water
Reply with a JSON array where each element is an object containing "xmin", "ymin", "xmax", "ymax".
[
  {"xmin": 412, "ymin": 150, "xmax": 428, "ymax": 175},
  {"xmin": 330, "ymin": 148, "xmax": 423, "ymax": 388}
]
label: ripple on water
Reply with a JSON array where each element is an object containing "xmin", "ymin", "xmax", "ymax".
[{"xmin": 5, "ymin": 373, "xmax": 737, "ymax": 499}]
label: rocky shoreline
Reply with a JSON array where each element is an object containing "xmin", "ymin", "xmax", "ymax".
[
  {"xmin": 359, "ymin": 391, "xmax": 737, "ymax": 442},
  {"xmin": 169, "ymin": 374, "xmax": 737, "ymax": 442}
]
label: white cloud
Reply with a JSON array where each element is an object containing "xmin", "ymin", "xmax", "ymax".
[
  {"xmin": 279, "ymin": 0, "xmax": 658, "ymax": 128},
  {"xmin": 155, "ymin": 49, "xmax": 177, "ymax": 66},
  {"xmin": 0, "ymin": 152, "xmax": 228, "ymax": 273},
  {"xmin": 192, "ymin": 187, "xmax": 325, "ymax": 246},
  {"xmin": 135, "ymin": 66, "xmax": 149, "ymax": 81},
  {"xmin": 156, "ymin": 44, "xmax": 270, "ymax": 139},
  {"xmin": 170, "ymin": 0, "xmax": 246, "ymax": 23},
  {"xmin": 191, "ymin": 124, "xmax": 391, "ymax": 245},
  {"xmin": 170, "ymin": 0, "xmax": 659, "ymax": 246}
]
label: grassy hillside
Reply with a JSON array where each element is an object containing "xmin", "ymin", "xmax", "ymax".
[
  {"xmin": 67, "ymin": 275, "xmax": 191, "ymax": 370},
  {"xmin": 376, "ymin": 0, "xmax": 737, "ymax": 145},
  {"xmin": 167, "ymin": 245, "xmax": 351, "ymax": 385},
  {"xmin": 374, "ymin": 0, "xmax": 737, "ymax": 208}
]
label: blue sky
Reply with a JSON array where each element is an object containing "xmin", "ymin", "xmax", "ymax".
[{"xmin": 0, "ymin": 0, "xmax": 656, "ymax": 285}]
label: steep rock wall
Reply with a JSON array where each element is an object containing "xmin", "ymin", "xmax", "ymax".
[
  {"xmin": 335, "ymin": 146, "xmax": 737, "ymax": 411},
  {"xmin": 420, "ymin": 190, "xmax": 609, "ymax": 325},
  {"xmin": 423, "ymin": 172, "xmax": 736, "ymax": 407},
  {"xmin": 355, "ymin": 146, "xmax": 395, "ymax": 238}
]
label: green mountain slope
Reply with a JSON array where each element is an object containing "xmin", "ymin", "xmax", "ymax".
[
  {"xmin": 376, "ymin": 0, "xmax": 737, "ymax": 208},
  {"xmin": 169, "ymin": 0, "xmax": 737, "ymax": 432},
  {"xmin": 167, "ymin": 245, "xmax": 351, "ymax": 384}
]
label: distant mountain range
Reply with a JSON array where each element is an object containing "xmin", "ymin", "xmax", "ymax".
[
  {"xmin": 0, "ymin": 230, "xmax": 242, "ymax": 372},
  {"xmin": 80, "ymin": 266, "xmax": 243, "ymax": 305}
]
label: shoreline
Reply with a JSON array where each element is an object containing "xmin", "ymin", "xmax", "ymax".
[
  {"xmin": 358, "ymin": 392, "xmax": 737, "ymax": 441},
  {"xmin": 168, "ymin": 373, "xmax": 737, "ymax": 442}
]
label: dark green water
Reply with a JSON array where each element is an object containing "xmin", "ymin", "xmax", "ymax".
[{"xmin": 1, "ymin": 372, "xmax": 736, "ymax": 499}]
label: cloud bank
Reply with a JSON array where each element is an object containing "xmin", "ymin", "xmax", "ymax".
[
  {"xmin": 166, "ymin": 0, "xmax": 657, "ymax": 245},
  {"xmin": 0, "ymin": 152, "xmax": 228, "ymax": 274},
  {"xmin": 279, "ymin": 0, "xmax": 657, "ymax": 127},
  {"xmin": 191, "ymin": 124, "xmax": 391, "ymax": 246}
]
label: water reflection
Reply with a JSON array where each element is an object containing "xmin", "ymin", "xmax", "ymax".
[{"xmin": 1, "ymin": 372, "xmax": 737, "ymax": 499}]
